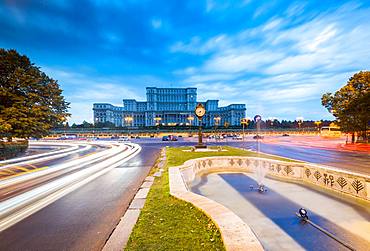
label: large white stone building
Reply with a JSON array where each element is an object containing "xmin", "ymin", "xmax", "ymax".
[{"xmin": 93, "ymin": 87, "xmax": 246, "ymax": 127}]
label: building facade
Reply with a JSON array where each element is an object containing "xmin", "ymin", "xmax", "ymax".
[{"xmin": 93, "ymin": 87, "xmax": 246, "ymax": 127}]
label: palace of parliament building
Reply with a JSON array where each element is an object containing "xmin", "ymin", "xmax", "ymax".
[{"xmin": 93, "ymin": 87, "xmax": 246, "ymax": 127}]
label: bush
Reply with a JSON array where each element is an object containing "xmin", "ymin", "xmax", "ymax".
[{"xmin": 0, "ymin": 140, "xmax": 29, "ymax": 160}]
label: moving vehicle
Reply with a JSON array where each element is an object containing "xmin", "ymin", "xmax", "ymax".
[
  {"xmin": 232, "ymin": 135, "xmax": 243, "ymax": 140},
  {"xmin": 118, "ymin": 136, "xmax": 130, "ymax": 142},
  {"xmin": 162, "ymin": 135, "xmax": 178, "ymax": 141},
  {"xmin": 320, "ymin": 124, "xmax": 341, "ymax": 137},
  {"xmin": 253, "ymin": 135, "xmax": 264, "ymax": 140}
]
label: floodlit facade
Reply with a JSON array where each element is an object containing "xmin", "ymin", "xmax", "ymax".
[{"xmin": 93, "ymin": 87, "xmax": 246, "ymax": 127}]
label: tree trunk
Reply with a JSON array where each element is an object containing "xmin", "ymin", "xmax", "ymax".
[{"xmin": 351, "ymin": 133, "xmax": 355, "ymax": 143}]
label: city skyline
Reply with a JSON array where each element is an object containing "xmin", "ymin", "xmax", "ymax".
[{"xmin": 1, "ymin": 1, "xmax": 369, "ymax": 123}]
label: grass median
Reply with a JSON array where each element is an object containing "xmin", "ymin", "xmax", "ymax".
[{"xmin": 125, "ymin": 146, "xmax": 297, "ymax": 250}]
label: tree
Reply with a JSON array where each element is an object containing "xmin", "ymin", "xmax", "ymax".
[
  {"xmin": 82, "ymin": 120, "xmax": 94, "ymax": 128},
  {"xmin": 94, "ymin": 121, "xmax": 116, "ymax": 128},
  {"xmin": 322, "ymin": 71, "xmax": 370, "ymax": 142},
  {"xmin": 0, "ymin": 49, "xmax": 70, "ymax": 141}
]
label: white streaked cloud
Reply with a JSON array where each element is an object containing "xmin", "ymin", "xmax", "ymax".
[
  {"xmin": 41, "ymin": 66, "xmax": 145, "ymax": 123},
  {"xmin": 171, "ymin": 2, "xmax": 370, "ymax": 119},
  {"xmin": 151, "ymin": 18, "xmax": 162, "ymax": 29}
]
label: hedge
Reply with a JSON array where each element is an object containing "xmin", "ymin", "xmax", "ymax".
[{"xmin": 0, "ymin": 140, "xmax": 29, "ymax": 160}]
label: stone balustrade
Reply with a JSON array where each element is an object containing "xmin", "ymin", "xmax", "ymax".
[{"xmin": 178, "ymin": 156, "xmax": 369, "ymax": 201}]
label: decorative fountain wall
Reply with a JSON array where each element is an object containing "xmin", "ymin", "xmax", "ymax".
[{"xmin": 177, "ymin": 156, "xmax": 370, "ymax": 202}]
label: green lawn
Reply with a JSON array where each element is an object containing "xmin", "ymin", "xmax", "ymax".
[{"xmin": 125, "ymin": 146, "xmax": 298, "ymax": 251}]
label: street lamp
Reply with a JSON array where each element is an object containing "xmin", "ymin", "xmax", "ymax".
[
  {"xmin": 296, "ymin": 116, "xmax": 304, "ymax": 133},
  {"xmin": 154, "ymin": 116, "xmax": 162, "ymax": 136},
  {"xmin": 240, "ymin": 118, "xmax": 250, "ymax": 141},
  {"xmin": 124, "ymin": 116, "xmax": 133, "ymax": 136},
  {"xmin": 187, "ymin": 115, "xmax": 194, "ymax": 136},
  {"xmin": 314, "ymin": 121, "xmax": 322, "ymax": 135},
  {"xmin": 254, "ymin": 115, "xmax": 262, "ymax": 152},
  {"xmin": 214, "ymin": 116, "xmax": 221, "ymax": 141}
]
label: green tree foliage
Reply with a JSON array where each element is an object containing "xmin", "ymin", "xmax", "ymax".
[
  {"xmin": 71, "ymin": 121, "xmax": 94, "ymax": 128},
  {"xmin": 94, "ymin": 121, "xmax": 116, "ymax": 128},
  {"xmin": 0, "ymin": 49, "xmax": 70, "ymax": 140},
  {"xmin": 322, "ymin": 71, "xmax": 370, "ymax": 142}
]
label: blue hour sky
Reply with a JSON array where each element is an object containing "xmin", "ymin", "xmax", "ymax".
[{"xmin": 1, "ymin": 0, "xmax": 369, "ymax": 123}]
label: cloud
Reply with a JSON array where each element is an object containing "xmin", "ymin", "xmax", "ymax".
[
  {"xmin": 170, "ymin": 35, "xmax": 229, "ymax": 55},
  {"xmin": 203, "ymin": 49, "xmax": 283, "ymax": 73},
  {"xmin": 170, "ymin": 2, "xmax": 370, "ymax": 120},
  {"xmin": 151, "ymin": 18, "xmax": 162, "ymax": 29},
  {"xmin": 262, "ymin": 18, "xmax": 282, "ymax": 31},
  {"xmin": 42, "ymin": 66, "xmax": 143, "ymax": 123}
]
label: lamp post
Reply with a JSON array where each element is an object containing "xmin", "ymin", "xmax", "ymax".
[
  {"xmin": 214, "ymin": 116, "xmax": 221, "ymax": 141},
  {"xmin": 314, "ymin": 121, "xmax": 322, "ymax": 135},
  {"xmin": 187, "ymin": 115, "xmax": 194, "ymax": 136},
  {"xmin": 296, "ymin": 116, "xmax": 304, "ymax": 133},
  {"xmin": 154, "ymin": 116, "xmax": 162, "ymax": 136},
  {"xmin": 241, "ymin": 118, "xmax": 250, "ymax": 141},
  {"xmin": 195, "ymin": 103, "xmax": 206, "ymax": 148},
  {"xmin": 124, "ymin": 116, "xmax": 133, "ymax": 136},
  {"xmin": 254, "ymin": 115, "xmax": 262, "ymax": 153}
]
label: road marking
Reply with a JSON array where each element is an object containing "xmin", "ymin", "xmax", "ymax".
[
  {"xmin": 0, "ymin": 142, "xmax": 79, "ymax": 165},
  {"xmin": 0, "ymin": 143, "xmax": 141, "ymax": 231},
  {"xmin": 0, "ymin": 144, "xmax": 92, "ymax": 170},
  {"xmin": 0, "ymin": 143, "xmax": 128, "ymax": 188},
  {"xmin": 13, "ymin": 166, "xmax": 30, "ymax": 172},
  {"xmin": 0, "ymin": 166, "xmax": 49, "ymax": 181}
]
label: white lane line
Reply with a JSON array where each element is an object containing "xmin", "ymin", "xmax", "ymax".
[
  {"xmin": 0, "ymin": 143, "xmax": 141, "ymax": 231},
  {"xmin": 0, "ymin": 142, "xmax": 79, "ymax": 165},
  {"xmin": 0, "ymin": 142, "xmax": 123, "ymax": 189},
  {"xmin": 0, "ymin": 144, "xmax": 92, "ymax": 170},
  {"xmin": 0, "ymin": 144, "xmax": 127, "ymax": 213}
]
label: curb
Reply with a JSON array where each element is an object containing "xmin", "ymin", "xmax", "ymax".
[{"xmin": 102, "ymin": 149, "xmax": 166, "ymax": 251}]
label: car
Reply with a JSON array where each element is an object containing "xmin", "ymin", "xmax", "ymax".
[
  {"xmin": 253, "ymin": 135, "xmax": 264, "ymax": 140},
  {"xmin": 135, "ymin": 136, "xmax": 141, "ymax": 139},
  {"xmin": 169, "ymin": 135, "xmax": 178, "ymax": 141},
  {"xmin": 118, "ymin": 137, "xmax": 129, "ymax": 142},
  {"xmin": 282, "ymin": 133, "xmax": 289, "ymax": 137},
  {"xmin": 232, "ymin": 135, "xmax": 243, "ymax": 140},
  {"xmin": 162, "ymin": 135, "xmax": 178, "ymax": 141}
]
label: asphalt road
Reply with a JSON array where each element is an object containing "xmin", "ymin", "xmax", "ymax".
[
  {"xmin": 133, "ymin": 137, "xmax": 370, "ymax": 174},
  {"xmin": 0, "ymin": 145, "xmax": 128, "ymax": 202},
  {"xmin": 18, "ymin": 144, "xmax": 68, "ymax": 157},
  {"xmin": 0, "ymin": 144, "xmax": 109, "ymax": 179},
  {"xmin": 0, "ymin": 143, "xmax": 160, "ymax": 251},
  {"xmin": 226, "ymin": 140, "xmax": 370, "ymax": 175},
  {"xmin": 138, "ymin": 136, "xmax": 370, "ymax": 174}
]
